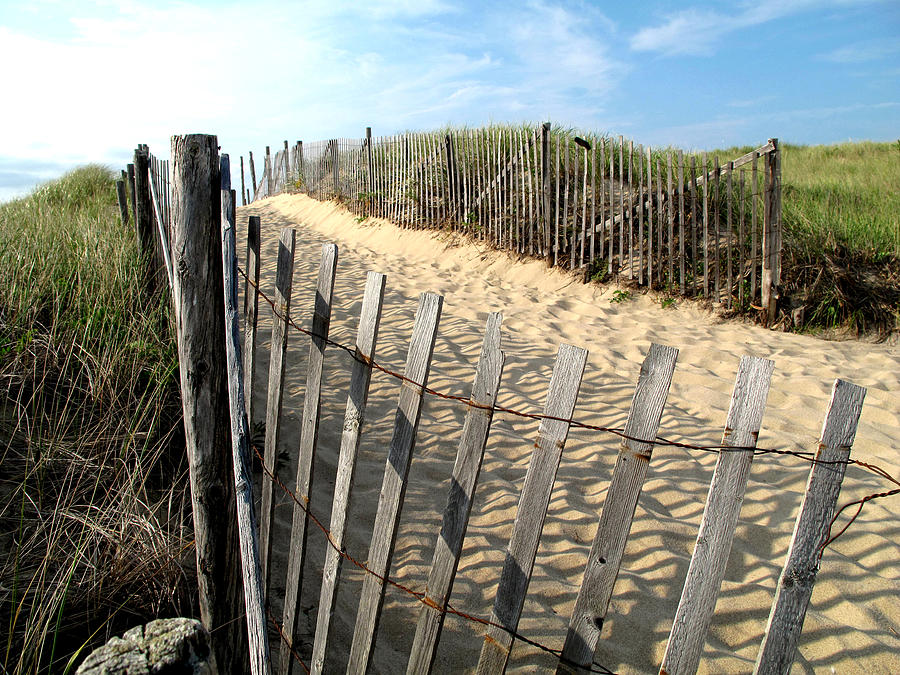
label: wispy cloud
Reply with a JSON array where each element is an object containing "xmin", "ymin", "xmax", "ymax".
[
  {"xmin": 821, "ymin": 39, "xmax": 900, "ymax": 63},
  {"xmin": 629, "ymin": 0, "xmax": 863, "ymax": 56}
]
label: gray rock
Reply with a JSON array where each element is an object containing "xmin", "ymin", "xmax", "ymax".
[{"xmin": 76, "ymin": 617, "xmax": 217, "ymax": 675}]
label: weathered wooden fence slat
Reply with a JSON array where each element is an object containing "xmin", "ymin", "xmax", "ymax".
[
  {"xmin": 753, "ymin": 379, "xmax": 866, "ymax": 674},
  {"xmin": 659, "ymin": 355, "xmax": 774, "ymax": 675},
  {"xmin": 310, "ymin": 271, "xmax": 387, "ymax": 675},
  {"xmin": 243, "ymin": 215, "xmax": 261, "ymax": 430},
  {"xmin": 259, "ymin": 228, "xmax": 296, "ymax": 598},
  {"xmin": 147, "ymin": 158, "xmax": 174, "ymax": 291},
  {"xmin": 476, "ymin": 343, "xmax": 588, "ymax": 675},
  {"xmin": 116, "ymin": 179, "xmax": 129, "ymax": 225},
  {"xmin": 407, "ymin": 312, "xmax": 506, "ymax": 675},
  {"xmin": 282, "ymin": 244, "xmax": 339, "ymax": 675},
  {"xmin": 557, "ymin": 343, "xmax": 679, "ymax": 673},
  {"xmin": 220, "ymin": 164, "xmax": 272, "ymax": 675},
  {"xmin": 347, "ymin": 292, "xmax": 444, "ymax": 674}
]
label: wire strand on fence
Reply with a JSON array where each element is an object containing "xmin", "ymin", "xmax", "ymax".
[
  {"xmin": 237, "ymin": 264, "xmax": 900, "ymax": 530},
  {"xmin": 267, "ymin": 605, "xmax": 310, "ymax": 674},
  {"xmin": 252, "ymin": 445, "xmax": 617, "ymax": 675}
]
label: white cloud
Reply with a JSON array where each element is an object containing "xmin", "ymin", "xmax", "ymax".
[
  {"xmin": 629, "ymin": 0, "xmax": 853, "ymax": 56},
  {"xmin": 821, "ymin": 39, "xmax": 900, "ymax": 63}
]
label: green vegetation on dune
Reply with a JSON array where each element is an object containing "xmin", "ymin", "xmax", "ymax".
[
  {"xmin": 777, "ymin": 142, "xmax": 899, "ymax": 334},
  {"xmin": 715, "ymin": 140, "xmax": 900, "ymax": 255},
  {"xmin": 0, "ymin": 167, "xmax": 191, "ymax": 674}
]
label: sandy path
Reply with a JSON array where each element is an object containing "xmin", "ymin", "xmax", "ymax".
[{"xmin": 238, "ymin": 193, "xmax": 899, "ymax": 674}]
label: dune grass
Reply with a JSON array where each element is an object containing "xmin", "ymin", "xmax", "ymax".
[
  {"xmin": 713, "ymin": 140, "xmax": 900, "ymax": 256},
  {"xmin": 0, "ymin": 167, "xmax": 192, "ymax": 674},
  {"xmin": 776, "ymin": 141, "xmax": 899, "ymax": 334}
]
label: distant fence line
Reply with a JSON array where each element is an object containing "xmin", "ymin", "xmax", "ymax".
[
  {"xmin": 241, "ymin": 125, "xmax": 783, "ymax": 324},
  {"xmin": 112, "ymin": 135, "xmax": 900, "ymax": 675}
]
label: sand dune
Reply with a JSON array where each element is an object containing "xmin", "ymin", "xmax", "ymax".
[{"xmin": 237, "ymin": 193, "xmax": 899, "ymax": 674}]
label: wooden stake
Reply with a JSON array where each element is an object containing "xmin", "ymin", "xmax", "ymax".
[
  {"xmin": 243, "ymin": 215, "xmax": 261, "ymax": 431},
  {"xmin": 347, "ymin": 293, "xmax": 443, "ymax": 674},
  {"xmin": 220, "ymin": 168, "xmax": 272, "ymax": 675},
  {"xmin": 557, "ymin": 344, "xmax": 678, "ymax": 673},
  {"xmin": 542, "ymin": 123, "xmax": 551, "ymax": 263},
  {"xmin": 310, "ymin": 272, "xmax": 386, "ymax": 675},
  {"xmin": 476, "ymin": 344, "xmax": 588, "ymax": 674},
  {"xmin": 660, "ymin": 356, "xmax": 774, "ymax": 675},
  {"xmin": 258, "ymin": 228, "xmax": 295, "ymax": 597},
  {"xmin": 754, "ymin": 380, "xmax": 866, "ymax": 673},
  {"xmin": 408, "ymin": 313, "xmax": 505, "ymax": 674},
  {"xmin": 282, "ymin": 245, "xmax": 339, "ymax": 675},
  {"xmin": 116, "ymin": 179, "xmax": 129, "ymax": 225},
  {"xmin": 171, "ymin": 134, "xmax": 244, "ymax": 673}
]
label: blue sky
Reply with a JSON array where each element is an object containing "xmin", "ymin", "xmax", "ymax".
[{"xmin": 1, "ymin": 0, "xmax": 898, "ymax": 202}]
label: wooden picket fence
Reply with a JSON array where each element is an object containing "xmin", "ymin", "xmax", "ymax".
[
  {"xmin": 242, "ymin": 126, "xmax": 783, "ymax": 323},
  {"xmin": 120, "ymin": 135, "xmax": 867, "ymax": 675},
  {"xmin": 238, "ymin": 233, "xmax": 862, "ymax": 675}
]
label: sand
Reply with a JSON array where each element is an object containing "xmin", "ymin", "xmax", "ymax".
[{"xmin": 237, "ymin": 193, "xmax": 899, "ymax": 674}]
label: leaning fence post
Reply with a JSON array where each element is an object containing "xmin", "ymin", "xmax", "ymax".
[
  {"xmin": 408, "ymin": 312, "xmax": 506, "ymax": 674},
  {"xmin": 366, "ymin": 127, "xmax": 374, "ymax": 213},
  {"xmin": 347, "ymin": 293, "xmax": 444, "ymax": 675},
  {"xmin": 171, "ymin": 133, "xmax": 245, "ymax": 674},
  {"xmin": 249, "ymin": 151, "xmax": 257, "ymax": 201},
  {"xmin": 243, "ymin": 215, "xmax": 261, "ymax": 431},
  {"xmin": 753, "ymin": 379, "xmax": 866, "ymax": 674},
  {"xmin": 133, "ymin": 146, "xmax": 161, "ymax": 295},
  {"xmin": 761, "ymin": 138, "xmax": 781, "ymax": 327},
  {"xmin": 127, "ymin": 163, "xmax": 137, "ymax": 230},
  {"xmin": 240, "ymin": 156, "xmax": 247, "ymax": 207},
  {"xmin": 476, "ymin": 343, "xmax": 588, "ymax": 674},
  {"xmin": 331, "ymin": 138, "xmax": 340, "ymax": 198},
  {"xmin": 541, "ymin": 122, "xmax": 551, "ymax": 266},
  {"xmin": 221, "ymin": 157, "xmax": 272, "ymax": 675},
  {"xmin": 557, "ymin": 343, "xmax": 678, "ymax": 673},
  {"xmin": 265, "ymin": 146, "xmax": 272, "ymax": 196},
  {"xmin": 116, "ymin": 179, "xmax": 129, "ymax": 225},
  {"xmin": 659, "ymin": 355, "xmax": 774, "ymax": 675}
]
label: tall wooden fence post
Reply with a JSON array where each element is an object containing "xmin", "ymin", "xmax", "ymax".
[
  {"xmin": 331, "ymin": 138, "xmax": 340, "ymax": 198},
  {"xmin": 265, "ymin": 146, "xmax": 272, "ymax": 196},
  {"xmin": 541, "ymin": 122, "xmax": 551, "ymax": 266},
  {"xmin": 171, "ymin": 133, "xmax": 246, "ymax": 674},
  {"xmin": 445, "ymin": 134, "xmax": 458, "ymax": 223},
  {"xmin": 243, "ymin": 215, "xmax": 261, "ymax": 431},
  {"xmin": 761, "ymin": 138, "xmax": 781, "ymax": 327},
  {"xmin": 366, "ymin": 127, "xmax": 374, "ymax": 209},
  {"xmin": 127, "ymin": 163, "xmax": 137, "ymax": 232},
  {"xmin": 133, "ymin": 146, "xmax": 158, "ymax": 294},
  {"xmin": 297, "ymin": 141, "xmax": 303, "ymax": 190},
  {"xmin": 115, "ymin": 179, "xmax": 129, "ymax": 225},
  {"xmin": 240, "ymin": 156, "xmax": 247, "ymax": 207},
  {"xmin": 753, "ymin": 379, "xmax": 866, "ymax": 674}
]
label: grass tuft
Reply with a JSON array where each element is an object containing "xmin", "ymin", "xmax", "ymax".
[{"xmin": 0, "ymin": 166, "xmax": 191, "ymax": 674}]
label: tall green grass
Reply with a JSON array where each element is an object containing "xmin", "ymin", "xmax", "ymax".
[
  {"xmin": 714, "ymin": 140, "xmax": 900, "ymax": 256},
  {"xmin": 0, "ymin": 167, "xmax": 191, "ymax": 673},
  {"xmin": 781, "ymin": 141, "xmax": 900, "ymax": 256}
]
